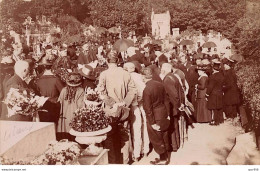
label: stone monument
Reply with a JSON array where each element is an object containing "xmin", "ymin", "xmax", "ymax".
[
  {"xmin": 151, "ymin": 9, "xmax": 171, "ymax": 39},
  {"xmin": 172, "ymin": 28, "xmax": 180, "ymax": 38}
]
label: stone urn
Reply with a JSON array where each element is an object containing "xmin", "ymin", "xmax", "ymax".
[{"xmin": 69, "ymin": 126, "xmax": 112, "ymax": 155}]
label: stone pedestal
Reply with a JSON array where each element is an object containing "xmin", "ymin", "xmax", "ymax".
[{"xmin": 78, "ymin": 149, "xmax": 109, "ymax": 165}]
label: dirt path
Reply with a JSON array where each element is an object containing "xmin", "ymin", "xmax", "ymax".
[{"xmin": 134, "ymin": 120, "xmax": 244, "ymax": 165}]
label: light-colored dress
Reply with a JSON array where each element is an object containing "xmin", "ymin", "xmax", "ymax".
[{"xmin": 57, "ymin": 87, "xmax": 84, "ymax": 133}]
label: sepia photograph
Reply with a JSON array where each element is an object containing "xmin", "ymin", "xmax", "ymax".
[{"xmin": 0, "ymin": 0, "xmax": 259, "ymax": 170}]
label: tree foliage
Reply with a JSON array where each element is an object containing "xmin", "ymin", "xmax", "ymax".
[
  {"xmin": 89, "ymin": 0, "xmax": 145, "ymax": 36},
  {"xmin": 1, "ymin": 0, "xmax": 258, "ymax": 60},
  {"xmin": 233, "ymin": 3, "xmax": 260, "ymax": 59}
]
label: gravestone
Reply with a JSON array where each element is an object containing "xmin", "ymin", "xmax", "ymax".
[
  {"xmin": 0, "ymin": 121, "xmax": 56, "ymax": 162},
  {"xmin": 172, "ymin": 28, "xmax": 180, "ymax": 38}
]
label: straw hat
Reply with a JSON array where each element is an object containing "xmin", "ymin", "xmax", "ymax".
[
  {"xmin": 212, "ymin": 58, "xmax": 221, "ymax": 64},
  {"xmin": 65, "ymin": 73, "xmax": 83, "ymax": 87},
  {"xmin": 201, "ymin": 59, "xmax": 210, "ymax": 65},
  {"xmin": 78, "ymin": 65, "xmax": 96, "ymax": 80}
]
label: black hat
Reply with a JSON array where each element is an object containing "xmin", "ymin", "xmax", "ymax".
[
  {"xmin": 212, "ymin": 59, "xmax": 221, "ymax": 71},
  {"xmin": 45, "ymin": 45, "xmax": 52, "ymax": 50},
  {"xmin": 153, "ymin": 45, "xmax": 162, "ymax": 51}
]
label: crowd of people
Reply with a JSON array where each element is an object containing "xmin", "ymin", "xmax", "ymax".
[{"xmin": 0, "ymin": 30, "xmax": 242, "ymax": 165}]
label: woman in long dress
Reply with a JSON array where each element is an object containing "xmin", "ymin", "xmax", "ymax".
[
  {"xmin": 195, "ymin": 66, "xmax": 211, "ymax": 123},
  {"xmin": 36, "ymin": 60, "xmax": 64, "ymax": 124},
  {"xmin": 57, "ymin": 73, "xmax": 85, "ymax": 141}
]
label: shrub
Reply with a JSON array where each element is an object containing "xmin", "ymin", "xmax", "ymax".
[{"xmin": 235, "ymin": 59, "xmax": 260, "ymax": 130}]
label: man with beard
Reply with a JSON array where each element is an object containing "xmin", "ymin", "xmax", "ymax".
[{"xmin": 142, "ymin": 67, "xmax": 170, "ymax": 165}]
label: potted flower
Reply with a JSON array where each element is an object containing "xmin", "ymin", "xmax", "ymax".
[{"xmin": 69, "ymin": 88, "xmax": 112, "ymax": 156}]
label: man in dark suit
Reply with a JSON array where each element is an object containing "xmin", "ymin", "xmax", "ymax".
[
  {"xmin": 223, "ymin": 58, "xmax": 240, "ymax": 119},
  {"xmin": 160, "ymin": 63, "xmax": 184, "ymax": 152},
  {"xmin": 206, "ymin": 59, "xmax": 225, "ymax": 125},
  {"xmin": 142, "ymin": 44, "xmax": 156, "ymax": 67},
  {"xmin": 142, "ymin": 67, "xmax": 170, "ymax": 165},
  {"xmin": 1, "ymin": 60, "xmax": 32, "ymax": 121},
  {"xmin": 186, "ymin": 65, "xmax": 199, "ymax": 106}
]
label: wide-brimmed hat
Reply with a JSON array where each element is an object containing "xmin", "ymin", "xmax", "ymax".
[
  {"xmin": 78, "ymin": 64, "xmax": 96, "ymax": 80},
  {"xmin": 222, "ymin": 57, "xmax": 235, "ymax": 63},
  {"xmin": 201, "ymin": 59, "xmax": 210, "ymax": 66},
  {"xmin": 212, "ymin": 58, "xmax": 221, "ymax": 64},
  {"xmin": 45, "ymin": 45, "xmax": 52, "ymax": 50},
  {"xmin": 66, "ymin": 73, "xmax": 83, "ymax": 87},
  {"xmin": 197, "ymin": 64, "xmax": 209, "ymax": 71},
  {"xmin": 212, "ymin": 58, "xmax": 222, "ymax": 71}
]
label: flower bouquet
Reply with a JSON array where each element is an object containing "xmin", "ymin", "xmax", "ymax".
[
  {"xmin": 3, "ymin": 88, "xmax": 48, "ymax": 120},
  {"xmin": 1, "ymin": 55, "xmax": 13, "ymax": 64},
  {"xmin": 69, "ymin": 106, "xmax": 112, "ymax": 155},
  {"xmin": 84, "ymin": 87, "xmax": 102, "ymax": 106},
  {"xmin": 96, "ymin": 54, "xmax": 107, "ymax": 67},
  {"xmin": 32, "ymin": 140, "xmax": 81, "ymax": 165}
]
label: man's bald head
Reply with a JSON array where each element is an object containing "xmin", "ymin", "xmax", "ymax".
[
  {"xmin": 161, "ymin": 63, "xmax": 172, "ymax": 72},
  {"xmin": 14, "ymin": 60, "xmax": 29, "ymax": 80},
  {"xmin": 123, "ymin": 62, "xmax": 135, "ymax": 73},
  {"xmin": 127, "ymin": 46, "xmax": 136, "ymax": 57}
]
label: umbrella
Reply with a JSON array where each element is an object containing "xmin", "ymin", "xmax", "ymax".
[
  {"xmin": 94, "ymin": 27, "xmax": 107, "ymax": 35},
  {"xmin": 169, "ymin": 41, "xmax": 178, "ymax": 47},
  {"xmin": 113, "ymin": 39, "xmax": 134, "ymax": 52},
  {"xmin": 202, "ymin": 41, "xmax": 217, "ymax": 48},
  {"xmin": 108, "ymin": 27, "xmax": 121, "ymax": 34},
  {"xmin": 179, "ymin": 39, "xmax": 194, "ymax": 46},
  {"xmin": 152, "ymin": 39, "xmax": 163, "ymax": 45},
  {"xmin": 230, "ymin": 54, "xmax": 244, "ymax": 63}
]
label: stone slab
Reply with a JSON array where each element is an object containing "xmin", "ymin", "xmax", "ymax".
[{"xmin": 0, "ymin": 121, "xmax": 56, "ymax": 161}]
